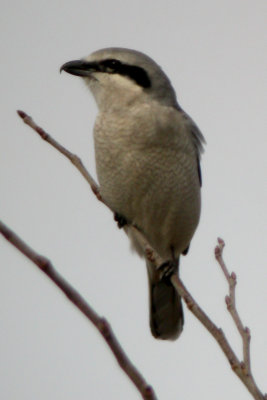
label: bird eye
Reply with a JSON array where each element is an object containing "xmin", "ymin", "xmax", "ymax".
[
  {"xmin": 101, "ymin": 59, "xmax": 121, "ymax": 70},
  {"xmin": 107, "ymin": 59, "xmax": 120, "ymax": 66}
]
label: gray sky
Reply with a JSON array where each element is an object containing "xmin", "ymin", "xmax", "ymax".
[{"xmin": 1, "ymin": 0, "xmax": 266, "ymax": 399}]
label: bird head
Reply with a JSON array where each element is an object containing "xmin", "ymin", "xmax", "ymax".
[{"xmin": 60, "ymin": 48, "xmax": 178, "ymax": 112}]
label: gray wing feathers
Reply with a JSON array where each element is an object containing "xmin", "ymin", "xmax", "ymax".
[
  {"xmin": 180, "ymin": 109, "xmax": 205, "ymax": 186},
  {"xmin": 182, "ymin": 110, "xmax": 206, "ymax": 157}
]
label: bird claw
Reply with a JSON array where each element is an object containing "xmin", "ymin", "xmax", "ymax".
[
  {"xmin": 114, "ymin": 212, "xmax": 128, "ymax": 228},
  {"xmin": 157, "ymin": 261, "xmax": 176, "ymax": 280}
]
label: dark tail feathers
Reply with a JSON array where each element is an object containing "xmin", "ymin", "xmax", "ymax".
[{"xmin": 147, "ymin": 260, "xmax": 184, "ymax": 340}]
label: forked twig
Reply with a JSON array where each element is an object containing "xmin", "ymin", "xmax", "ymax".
[
  {"xmin": 171, "ymin": 264, "xmax": 266, "ymax": 400},
  {"xmin": 2, "ymin": 110, "xmax": 265, "ymax": 400},
  {"xmin": 215, "ymin": 239, "xmax": 253, "ymax": 378}
]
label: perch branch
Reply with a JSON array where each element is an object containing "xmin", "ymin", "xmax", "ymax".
[
  {"xmin": 17, "ymin": 110, "xmax": 103, "ymax": 203},
  {"xmin": 0, "ymin": 220, "xmax": 157, "ymax": 400},
  {"xmin": 16, "ymin": 110, "xmax": 266, "ymax": 400},
  {"xmin": 171, "ymin": 270, "xmax": 266, "ymax": 400}
]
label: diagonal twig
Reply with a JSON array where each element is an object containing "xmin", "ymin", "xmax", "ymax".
[
  {"xmin": 15, "ymin": 110, "xmax": 266, "ymax": 400},
  {"xmin": 171, "ymin": 270, "xmax": 266, "ymax": 400},
  {"xmin": 17, "ymin": 110, "xmax": 103, "ymax": 203},
  {"xmin": 0, "ymin": 220, "xmax": 157, "ymax": 400}
]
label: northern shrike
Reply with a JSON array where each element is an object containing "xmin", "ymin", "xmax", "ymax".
[{"xmin": 61, "ymin": 48, "xmax": 205, "ymax": 340}]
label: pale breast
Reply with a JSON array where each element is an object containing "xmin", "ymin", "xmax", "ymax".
[{"xmin": 94, "ymin": 104, "xmax": 201, "ymax": 259}]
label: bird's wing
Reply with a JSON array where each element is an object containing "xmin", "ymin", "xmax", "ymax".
[{"xmin": 180, "ymin": 110, "xmax": 206, "ymax": 186}]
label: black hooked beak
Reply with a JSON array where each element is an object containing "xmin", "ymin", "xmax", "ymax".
[{"xmin": 60, "ymin": 60, "xmax": 99, "ymax": 77}]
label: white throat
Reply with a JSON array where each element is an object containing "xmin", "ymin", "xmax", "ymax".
[{"xmin": 84, "ymin": 73, "xmax": 145, "ymax": 113}]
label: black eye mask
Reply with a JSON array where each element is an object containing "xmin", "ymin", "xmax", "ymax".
[{"xmin": 99, "ymin": 59, "xmax": 151, "ymax": 88}]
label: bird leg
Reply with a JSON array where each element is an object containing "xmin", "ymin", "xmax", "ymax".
[
  {"xmin": 157, "ymin": 260, "xmax": 178, "ymax": 281},
  {"xmin": 114, "ymin": 212, "xmax": 128, "ymax": 228}
]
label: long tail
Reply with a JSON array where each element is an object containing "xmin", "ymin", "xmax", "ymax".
[{"xmin": 146, "ymin": 259, "xmax": 184, "ymax": 340}]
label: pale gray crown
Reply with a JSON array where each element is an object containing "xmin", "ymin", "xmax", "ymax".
[{"xmin": 88, "ymin": 47, "xmax": 179, "ymax": 108}]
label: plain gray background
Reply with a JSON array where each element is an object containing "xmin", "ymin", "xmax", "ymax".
[{"xmin": 1, "ymin": 0, "xmax": 266, "ymax": 399}]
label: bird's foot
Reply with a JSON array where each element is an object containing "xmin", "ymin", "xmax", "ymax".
[
  {"xmin": 157, "ymin": 260, "xmax": 177, "ymax": 280},
  {"xmin": 114, "ymin": 212, "xmax": 128, "ymax": 228}
]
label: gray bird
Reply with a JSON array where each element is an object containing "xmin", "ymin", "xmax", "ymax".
[{"xmin": 61, "ymin": 48, "xmax": 205, "ymax": 340}]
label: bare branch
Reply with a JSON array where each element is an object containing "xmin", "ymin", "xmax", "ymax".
[
  {"xmin": 17, "ymin": 110, "xmax": 103, "ymax": 203},
  {"xmin": 14, "ymin": 110, "xmax": 266, "ymax": 400},
  {"xmin": 215, "ymin": 239, "xmax": 250, "ymax": 365},
  {"xmin": 171, "ymin": 273, "xmax": 266, "ymax": 400},
  {"xmin": 120, "ymin": 233, "xmax": 266, "ymax": 400},
  {"xmin": 0, "ymin": 220, "xmax": 157, "ymax": 400},
  {"xmin": 215, "ymin": 238, "xmax": 266, "ymax": 399}
]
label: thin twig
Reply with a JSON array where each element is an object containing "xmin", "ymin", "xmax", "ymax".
[
  {"xmin": 214, "ymin": 238, "xmax": 266, "ymax": 400},
  {"xmin": 15, "ymin": 110, "xmax": 266, "ymax": 400},
  {"xmin": 215, "ymin": 238, "xmax": 251, "ymax": 371},
  {"xmin": 17, "ymin": 110, "xmax": 103, "ymax": 203},
  {"xmin": 0, "ymin": 220, "xmax": 157, "ymax": 400}
]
